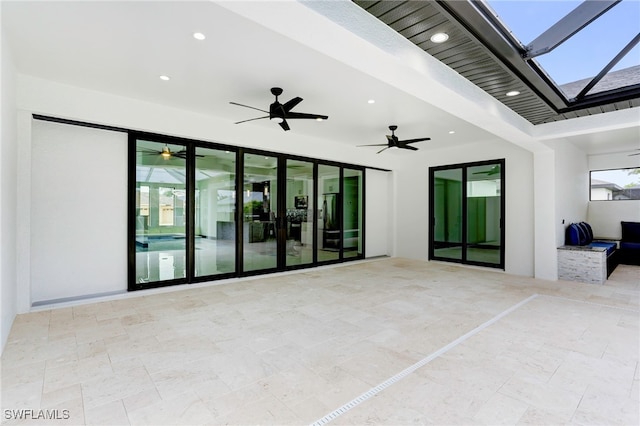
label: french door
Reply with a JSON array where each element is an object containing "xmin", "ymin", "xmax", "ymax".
[
  {"xmin": 130, "ymin": 135, "xmax": 364, "ymax": 290},
  {"xmin": 429, "ymin": 159, "xmax": 505, "ymax": 269}
]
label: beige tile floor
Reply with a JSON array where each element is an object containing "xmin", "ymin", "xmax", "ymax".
[{"xmin": 1, "ymin": 258, "xmax": 638, "ymax": 425}]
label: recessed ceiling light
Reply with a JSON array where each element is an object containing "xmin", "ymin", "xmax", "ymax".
[
  {"xmin": 367, "ymin": 99, "xmax": 375, "ymax": 104},
  {"xmin": 159, "ymin": 75, "xmax": 170, "ymax": 81},
  {"xmin": 449, "ymin": 130, "xmax": 455, "ymax": 134},
  {"xmin": 193, "ymin": 32, "xmax": 206, "ymax": 40},
  {"xmin": 430, "ymin": 32, "xmax": 449, "ymax": 43},
  {"xmin": 506, "ymin": 90, "xmax": 521, "ymax": 97}
]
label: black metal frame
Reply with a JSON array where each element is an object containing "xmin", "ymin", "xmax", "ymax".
[
  {"xmin": 130, "ymin": 131, "xmax": 237, "ymax": 291},
  {"xmin": 428, "ymin": 158, "xmax": 506, "ymax": 270},
  {"xmin": 435, "ymin": 0, "xmax": 640, "ymax": 113},
  {"xmin": 228, "ymin": 148, "xmax": 367, "ymax": 278},
  {"xmin": 33, "ymin": 114, "xmax": 371, "ymax": 292},
  {"xmin": 131, "ymin": 136, "xmax": 366, "ymax": 288}
]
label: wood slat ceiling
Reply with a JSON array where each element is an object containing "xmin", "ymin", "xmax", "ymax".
[{"xmin": 354, "ymin": 0, "xmax": 638, "ymax": 125}]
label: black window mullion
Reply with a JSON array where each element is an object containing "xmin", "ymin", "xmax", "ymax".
[
  {"xmin": 428, "ymin": 168, "xmax": 435, "ymax": 261},
  {"xmin": 339, "ymin": 167, "xmax": 345, "ymax": 260},
  {"xmin": 127, "ymin": 133, "xmax": 137, "ymax": 291},
  {"xmin": 186, "ymin": 143, "xmax": 196, "ymax": 282},
  {"xmin": 312, "ymin": 162, "xmax": 319, "ymax": 265},
  {"xmin": 361, "ymin": 168, "xmax": 366, "ymax": 259},
  {"xmin": 500, "ymin": 160, "xmax": 506, "ymax": 269},
  {"xmin": 236, "ymin": 149, "xmax": 244, "ymax": 274},
  {"xmin": 277, "ymin": 156, "xmax": 287, "ymax": 270},
  {"xmin": 461, "ymin": 166, "xmax": 468, "ymax": 264}
]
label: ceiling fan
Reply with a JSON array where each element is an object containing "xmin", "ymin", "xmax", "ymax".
[
  {"xmin": 139, "ymin": 144, "xmax": 202, "ymax": 160},
  {"xmin": 358, "ymin": 125, "xmax": 431, "ymax": 154},
  {"xmin": 230, "ymin": 87, "xmax": 328, "ymax": 131},
  {"xmin": 473, "ymin": 165, "xmax": 501, "ymax": 175}
]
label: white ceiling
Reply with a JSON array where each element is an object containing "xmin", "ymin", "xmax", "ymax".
[{"xmin": 2, "ymin": 0, "xmax": 638, "ymax": 156}]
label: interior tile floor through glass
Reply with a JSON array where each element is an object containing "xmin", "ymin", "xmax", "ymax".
[
  {"xmin": 2, "ymin": 258, "xmax": 638, "ymax": 425},
  {"xmin": 136, "ymin": 239, "xmax": 343, "ymax": 283}
]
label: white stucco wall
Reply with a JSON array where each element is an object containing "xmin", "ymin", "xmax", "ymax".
[
  {"xmin": 30, "ymin": 120, "xmax": 128, "ymax": 303},
  {"xmin": 553, "ymin": 141, "xmax": 589, "ymax": 246},
  {"xmin": 533, "ymin": 150, "xmax": 558, "ymax": 280},
  {"xmin": 365, "ymin": 169, "xmax": 393, "ymax": 257},
  {"xmin": 1, "ymin": 21, "xmax": 18, "ymax": 353}
]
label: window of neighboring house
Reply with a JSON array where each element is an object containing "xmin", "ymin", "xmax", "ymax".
[{"xmin": 590, "ymin": 168, "xmax": 640, "ymax": 200}]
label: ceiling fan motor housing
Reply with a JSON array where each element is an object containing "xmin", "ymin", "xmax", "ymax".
[{"xmin": 269, "ymin": 102, "xmax": 285, "ymax": 122}]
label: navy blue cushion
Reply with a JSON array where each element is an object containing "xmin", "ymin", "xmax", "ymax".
[
  {"xmin": 566, "ymin": 223, "xmax": 588, "ymax": 246},
  {"xmin": 580, "ymin": 222, "xmax": 594, "ymax": 243},
  {"xmin": 590, "ymin": 241, "xmax": 616, "ymax": 257},
  {"xmin": 621, "ymin": 222, "xmax": 640, "ymax": 243},
  {"xmin": 620, "ymin": 241, "xmax": 640, "ymax": 251},
  {"xmin": 565, "ymin": 224, "xmax": 579, "ymax": 245}
]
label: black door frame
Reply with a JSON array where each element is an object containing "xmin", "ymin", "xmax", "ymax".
[
  {"xmin": 130, "ymin": 136, "xmax": 366, "ymax": 289},
  {"xmin": 428, "ymin": 159, "xmax": 505, "ymax": 269},
  {"xmin": 33, "ymin": 114, "xmax": 368, "ymax": 292}
]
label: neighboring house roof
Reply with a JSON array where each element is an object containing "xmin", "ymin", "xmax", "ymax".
[
  {"xmin": 561, "ymin": 66, "xmax": 640, "ymax": 100},
  {"xmin": 591, "ymin": 179, "xmax": 622, "ymax": 191}
]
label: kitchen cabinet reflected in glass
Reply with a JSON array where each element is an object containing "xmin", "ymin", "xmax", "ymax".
[
  {"xmin": 318, "ymin": 165, "xmax": 340, "ymax": 262},
  {"xmin": 343, "ymin": 168, "xmax": 362, "ymax": 258},
  {"xmin": 286, "ymin": 159, "xmax": 314, "ymax": 267},
  {"xmin": 243, "ymin": 154, "xmax": 278, "ymax": 272}
]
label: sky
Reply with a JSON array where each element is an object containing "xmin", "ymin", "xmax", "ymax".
[
  {"xmin": 487, "ymin": 0, "xmax": 640, "ymax": 85},
  {"xmin": 592, "ymin": 168, "xmax": 640, "ymax": 187}
]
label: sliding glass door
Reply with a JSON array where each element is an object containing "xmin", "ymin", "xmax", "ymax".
[
  {"xmin": 466, "ymin": 164, "xmax": 502, "ymax": 265},
  {"xmin": 343, "ymin": 168, "xmax": 363, "ymax": 258},
  {"xmin": 430, "ymin": 160, "xmax": 504, "ymax": 269},
  {"xmin": 194, "ymin": 147, "xmax": 236, "ymax": 277},
  {"xmin": 135, "ymin": 140, "xmax": 188, "ymax": 285},
  {"xmin": 318, "ymin": 165, "xmax": 341, "ymax": 262},
  {"xmin": 242, "ymin": 153, "xmax": 278, "ymax": 273},
  {"xmin": 432, "ymin": 168, "xmax": 463, "ymax": 261},
  {"xmin": 285, "ymin": 159, "xmax": 314, "ymax": 267},
  {"xmin": 131, "ymin": 135, "xmax": 365, "ymax": 290}
]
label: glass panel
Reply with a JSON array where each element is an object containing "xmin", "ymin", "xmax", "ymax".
[
  {"xmin": 318, "ymin": 165, "xmax": 341, "ymax": 262},
  {"xmin": 590, "ymin": 168, "xmax": 640, "ymax": 200},
  {"xmin": 195, "ymin": 147, "xmax": 236, "ymax": 277},
  {"xmin": 537, "ymin": 1, "xmax": 640, "ymax": 96},
  {"xmin": 487, "ymin": 0, "xmax": 640, "ymax": 96},
  {"xmin": 466, "ymin": 164, "xmax": 502, "ymax": 265},
  {"xmin": 343, "ymin": 169, "xmax": 363, "ymax": 258},
  {"xmin": 243, "ymin": 154, "xmax": 278, "ymax": 272},
  {"xmin": 486, "ymin": 0, "xmax": 580, "ymax": 46},
  {"xmin": 135, "ymin": 140, "xmax": 187, "ymax": 284},
  {"xmin": 433, "ymin": 168, "xmax": 463, "ymax": 260},
  {"xmin": 285, "ymin": 159, "xmax": 314, "ymax": 267}
]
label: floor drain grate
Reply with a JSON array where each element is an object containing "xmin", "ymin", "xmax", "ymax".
[{"xmin": 310, "ymin": 293, "xmax": 539, "ymax": 426}]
